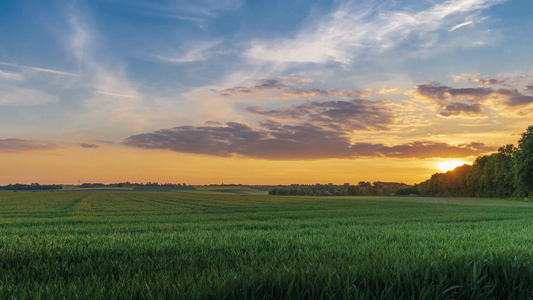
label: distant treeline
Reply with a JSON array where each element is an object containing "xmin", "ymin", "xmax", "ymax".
[
  {"xmin": 132, "ymin": 185, "xmax": 196, "ymax": 191},
  {"xmin": 79, "ymin": 182, "xmax": 190, "ymax": 188},
  {"xmin": 406, "ymin": 125, "xmax": 533, "ymax": 198},
  {"xmin": 269, "ymin": 181, "xmax": 411, "ymax": 196},
  {"xmin": 0, "ymin": 182, "xmax": 192, "ymax": 191},
  {"xmin": 1, "ymin": 183, "xmax": 63, "ymax": 190}
]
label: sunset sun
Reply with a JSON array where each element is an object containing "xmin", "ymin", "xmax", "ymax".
[{"xmin": 437, "ymin": 160, "xmax": 468, "ymax": 173}]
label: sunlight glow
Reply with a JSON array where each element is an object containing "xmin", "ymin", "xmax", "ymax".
[{"xmin": 437, "ymin": 160, "xmax": 469, "ymax": 173}]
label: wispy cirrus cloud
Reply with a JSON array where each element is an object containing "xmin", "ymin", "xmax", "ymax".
[
  {"xmin": 0, "ymin": 62, "xmax": 78, "ymax": 77},
  {"xmin": 64, "ymin": 6, "xmax": 150, "ymax": 133},
  {"xmin": 0, "ymin": 87, "xmax": 59, "ymax": 106},
  {"xmin": 449, "ymin": 20, "xmax": 473, "ymax": 31},
  {"xmin": 125, "ymin": 0, "xmax": 243, "ymax": 27},
  {"xmin": 245, "ymin": 0, "xmax": 506, "ymax": 64},
  {"xmin": 0, "ymin": 139, "xmax": 65, "ymax": 153},
  {"xmin": 0, "ymin": 70, "xmax": 24, "ymax": 81},
  {"xmin": 156, "ymin": 40, "xmax": 222, "ymax": 63},
  {"xmin": 96, "ymin": 90, "xmax": 137, "ymax": 98}
]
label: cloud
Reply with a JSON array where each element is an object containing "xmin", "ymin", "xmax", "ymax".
[
  {"xmin": 79, "ymin": 142, "xmax": 101, "ymax": 148},
  {"xmin": 0, "ymin": 87, "xmax": 60, "ymax": 106},
  {"xmin": 96, "ymin": 90, "xmax": 137, "ymax": 98},
  {"xmin": 0, "ymin": 70, "xmax": 24, "ymax": 81},
  {"xmin": 245, "ymin": 99, "xmax": 394, "ymax": 131},
  {"xmin": 439, "ymin": 102, "xmax": 484, "ymax": 117},
  {"xmin": 156, "ymin": 40, "xmax": 222, "ymax": 63},
  {"xmin": 0, "ymin": 62, "xmax": 78, "ymax": 77},
  {"xmin": 524, "ymin": 85, "xmax": 533, "ymax": 93},
  {"xmin": 220, "ymin": 79, "xmax": 290, "ymax": 96},
  {"xmin": 122, "ymin": 122, "xmax": 270, "ymax": 158},
  {"xmin": 204, "ymin": 121, "xmax": 223, "ymax": 125},
  {"xmin": 446, "ymin": 87, "xmax": 494, "ymax": 100},
  {"xmin": 0, "ymin": 139, "xmax": 65, "ymax": 153},
  {"xmin": 414, "ymin": 82, "xmax": 533, "ymax": 117},
  {"xmin": 449, "ymin": 20, "xmax": 473, "ymax": 31},
  {"xmin": 219, "ymin": 77, "xmax": 370, "ymax": 99},
  {"xmin": 414, "ymin": 83, "xmax": 451, "ymax": 101},
  {"xmin": 414, "ymin": 81, "xmax": 533, "ymax": 116},
  {"xmin": 245, "ymin": 0, "xmax": 505, "ymax": 64},
  {"xmin": 414, "ymin": 82, "xmax": 490, "ymax": 117},
  {"xmin": 122, "ymin": 122, "xmax": 494, "ymax": 160},
  {"xmin": 496, "ymin": 88, "xmax": 533, "ymax": 106},
  {"xmin": 474, "ymin": 78, "xmax": 504, "ymax": 85},
  {"xmin": 376, "ymin": 87, "xmax": 404, "ymax": 95},
  {"xmin": 63, "ymin": 6, "xmax": 152, "ymax": 133},
  {"xmin": 127, "ymin": 0, "xmax": 243, "ymax": 27},
  {"xmin": 351, "ymin": 141, "xmax": 495, "ymax": 158},
  {"xmin": 414, "ymin": 83, "xmax": 494, "ymax": 102}
]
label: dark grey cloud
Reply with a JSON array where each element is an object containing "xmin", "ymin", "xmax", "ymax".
[
  {"xmin": 496, "ymin": 88, "xmax": 533, "ymax": 106},
  {"xmin": 245, "ymin": 99, "xmax": 394, "ymax": 131},
  {"xmin": 0, "ymin": 138, "xmax": 64, "ymax": 153},
  {"xmin": 439, "ymin": 102, "xmax": 483, "ymax": 117},
  {"xmin": 79, "ymin": 142, "xmax": 101, "ymax": 149},
  {"xmin": 474, "ymin": 78, "xmax": 504, "ymax": 85},
  {"xmin": 219, "ymin": 78, "xmax": 369, "ymax": 99},
  {"xmin": 122, "ymin": 122, "xmax": 494, "ymax": 160},
  {"xmin": 240, "ymin": 122, "xmax": 354, "ymax": 160},
  {"xmin": 414, "ymin": 83, "xmax": 452, "ymax": 101},
  {"xmin": 122, "ymin": 122, "xmax": 268, "ymax": 158},
  {"xmin": 96, "ymin": 140, "xmax": 113, "ymax": 144},
  {"xmin": 285, "ymin": 88, "xmax": 370, "ymax": 99},
  {"xmin": 204, "ymin": 121, "xmax": 223, "ymax": 125},
  {"xmin": 352, "ymin": 141, "xmax": 495, "ymax": 158},
  {"xmin": 220, "ymin": 79, "xmax": 288, "ymax": 96},
  {"xmin": 415, "ymin": 83, "xmax": 494, "ymax": 102},
  {"xmin": 525, "ymin": 85, "xmax": 533, "ymax": 93},
  {"xmin": 416, "ymin": 82, "xmax": 533, "ymax": 115},
  {"xmin": 446, "ymin": 87, "xmax": 493, "ymax": 99}
]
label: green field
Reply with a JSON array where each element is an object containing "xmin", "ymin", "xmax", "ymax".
[
  {"xmin": 194, "ymin": 185, "xmax": 271, "ymax": 195},
  {"xmin": 1, "ymin": 192, "xmax": 533, "ymax": 299}
]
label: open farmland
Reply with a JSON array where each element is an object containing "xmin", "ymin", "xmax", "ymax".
[{"xmin": 1, "ymin": 192, "xmax": 533, "ymax": 299}]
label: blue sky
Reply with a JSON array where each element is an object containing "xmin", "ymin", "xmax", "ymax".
[{"xmin": 1, "ymin": 0, "xmax": 532, "ymax": 184}]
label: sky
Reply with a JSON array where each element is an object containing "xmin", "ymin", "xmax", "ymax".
[{"xmin": 1, "ymin": 0, "xmax": 533, "ymax": 185}]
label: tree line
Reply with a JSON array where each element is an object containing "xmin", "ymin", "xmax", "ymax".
[
  {"xmin": 407, "ymin": 125, "xmax": 533, "ymax": 198},
  {"xmin": 0, "ymin": 183, "xmax": 63, "ymax": 191},
  {"xmin": 269, "ymin": 181, "xmax": 411, "ymax": 196}
]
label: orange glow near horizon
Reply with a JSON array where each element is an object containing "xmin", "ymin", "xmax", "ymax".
[
  {"xmin": 0, "ymin": 145, "xmax": 453, "ymax": 186},
  {"xmin": 437, "ymin": 160, "xmax": 469, "ymax": 173}
]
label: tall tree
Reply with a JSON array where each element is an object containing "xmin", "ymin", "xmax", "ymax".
[{"xmin": 514, "ymin": 126, "xmax": 533, "ymax": 197}]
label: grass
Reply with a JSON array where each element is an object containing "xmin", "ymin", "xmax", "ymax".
[{"xmin": 1, "ymin": 192, "xmax": 533, "ymax": 299}]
